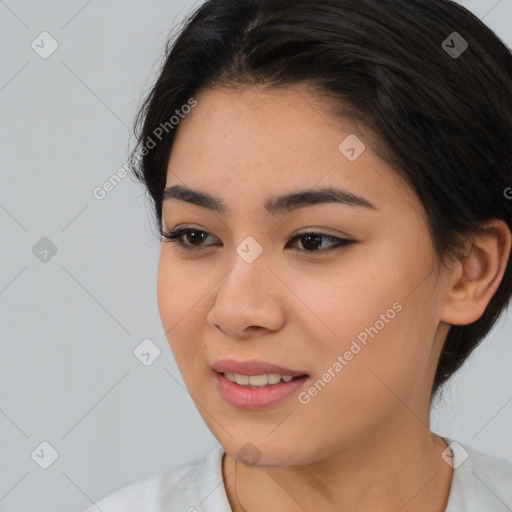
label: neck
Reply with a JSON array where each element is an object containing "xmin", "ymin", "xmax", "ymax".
[{"xmin": 223, "ymin": 425, "xmax": 453, "ymax": 512}]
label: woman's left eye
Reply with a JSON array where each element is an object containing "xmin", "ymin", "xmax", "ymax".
[
  {"xmin": 160, "ymin": 227, "xmax": 355, "ymax": 254},
  {"xmin": 288, "ymin": 232, "xmax": 354, "ymax": 252}
]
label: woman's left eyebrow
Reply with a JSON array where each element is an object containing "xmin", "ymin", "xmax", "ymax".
[{"xmin": 162, "ymin": 184, "xmax": 378, "ymax": 216}]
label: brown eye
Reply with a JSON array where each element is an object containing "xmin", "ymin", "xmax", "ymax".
[
  {"xmin": 160, "ymin": 227, "xmax": 219, "ymax": 250},
  {"xmin": 287, "ymin": 232, "xmax": 354, "ymax": 253}
]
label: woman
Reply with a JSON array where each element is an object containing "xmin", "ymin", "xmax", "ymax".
[{"xmin": 84, "ymin": 0, "xmax": 512, "ymax": 510}]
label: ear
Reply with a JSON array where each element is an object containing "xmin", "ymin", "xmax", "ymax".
[{"xmin": 440, "ymin": 219, "xmax": 511, "ymax": 326}]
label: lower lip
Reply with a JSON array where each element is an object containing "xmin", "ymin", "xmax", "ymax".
[{"xmin": 213, "ymin": 371, "xmax": 309, "ymax": 410}]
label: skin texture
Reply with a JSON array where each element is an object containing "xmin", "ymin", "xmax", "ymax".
[{"xmin": 156, "ymin": 85, "xmax": 511, "ymax": 512}]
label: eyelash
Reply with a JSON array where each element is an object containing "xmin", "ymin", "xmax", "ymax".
[{"xmin": 159, "ymin": 227, "xmax": 355, "ymax": 254}]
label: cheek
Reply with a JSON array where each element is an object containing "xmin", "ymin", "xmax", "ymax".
[
  {"xmin": 299, "ymin": 241, "xmax": 436, "ymax": 394},
  {"xmin": 156, "ymin": 254, "xmax": 207, "ymax": 369},
  {"xmin": 156, "ymin": 256, "xmax": 179, "ymax": 333},
  {"xmin": 156, "ymin": 251, "xmax": 206, "ymax": 327}
]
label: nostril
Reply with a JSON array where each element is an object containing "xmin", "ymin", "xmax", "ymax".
[{"xmin": 215, "ymin": 325, "xmax": 249, "ymax": 340}]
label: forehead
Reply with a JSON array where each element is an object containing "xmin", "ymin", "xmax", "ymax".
[{"xmin": 165, "ymin": 85, "xmax": 420, "ymax": 218}]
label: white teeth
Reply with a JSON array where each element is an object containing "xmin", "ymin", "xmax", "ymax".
[
  {"xmin": 223, "ymin": 372, "xmax": 299, "ymax": 387},
  {"xmin": 267, "ymin": 373, "xmax": 282, "ymax": 385},
  {"xmin": 234, "ymin": 374, "xmax": 249, "ymax": 386},
  {"xmin": 249, "ymin": 374, "xmax": 268, "ymax": 387},
  {"xmin": 225, "ymin": 372, "xmax": 236, "ymax": 383}
]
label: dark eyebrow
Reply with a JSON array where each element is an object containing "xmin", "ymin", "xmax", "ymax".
[{"xmin": 162, "ymin": 184, "xmax": 377, "ymax": 215}]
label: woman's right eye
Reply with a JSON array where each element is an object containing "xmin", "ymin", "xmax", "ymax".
[{"xmin": 160, "ymin": 227, "xmax": 219, "ymax": 251}]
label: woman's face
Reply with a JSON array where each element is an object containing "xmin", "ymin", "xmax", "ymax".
[{"xmin": 157, "ymin": 85, "xmax": 451, "ymax": 466}]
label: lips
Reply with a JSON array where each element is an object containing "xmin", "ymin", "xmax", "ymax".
[
  {"xmin": 211, "ymin": 359, "xmax": 308, "ymax": 377},
  {"xmin": 213, "ymin": 369, "xmax": 310, "ymax": 410}
]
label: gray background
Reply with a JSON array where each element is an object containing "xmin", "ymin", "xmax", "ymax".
[{"xmin": 0, "ymin": 1, "xmax": 511, "ymax": 511}]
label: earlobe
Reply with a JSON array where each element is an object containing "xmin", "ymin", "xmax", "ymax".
[{"xmin": 440, "ymin": 220, "xmax": 511, "ymax": 326}]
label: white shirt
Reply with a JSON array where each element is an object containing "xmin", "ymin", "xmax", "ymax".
[{"xmin": 82, "ymin": 437, "xmax": 512, "ymax": 511}]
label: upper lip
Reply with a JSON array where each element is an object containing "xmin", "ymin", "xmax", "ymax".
[{"xmin": 212, "ymin": 359, "xmax": 308, "ymax": 377}]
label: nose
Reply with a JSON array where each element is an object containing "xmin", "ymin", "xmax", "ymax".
[{"xmin": 207, "ymin": 252, "xmax": 286, "ymax": 340}]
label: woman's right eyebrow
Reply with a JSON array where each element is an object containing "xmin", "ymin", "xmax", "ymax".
[{"xmin": 162, "ymin": 184, "xmax": 378, "ymax": 217}]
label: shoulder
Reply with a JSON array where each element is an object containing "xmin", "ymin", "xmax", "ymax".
[
  {"xmin": 82, "ymin": 446, "xmax": 229, "ymax": 512},
  {"xmin": 443, "ymin": 436, "xmax": 512, "ymax": 511}
]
